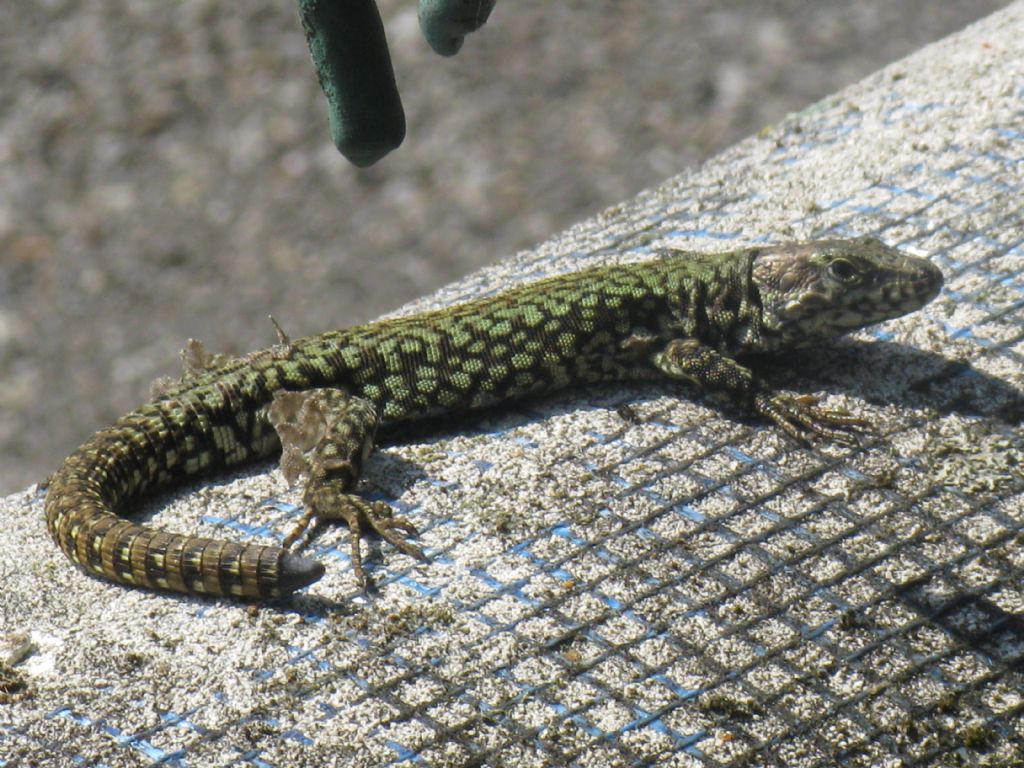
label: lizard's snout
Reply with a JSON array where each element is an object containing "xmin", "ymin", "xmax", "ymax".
[{"xmin": 897, "ymin": 255, "xmax": 944, "ymax": 310}]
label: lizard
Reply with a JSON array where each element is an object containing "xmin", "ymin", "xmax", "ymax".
[{"xmin": 44, "ymin": 237, "xmax": 943, "ymax": 601}]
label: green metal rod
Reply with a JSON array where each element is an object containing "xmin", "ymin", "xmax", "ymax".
[
  {"xmin": 297, "ymin": 0, "xmax": 405, "ymax": 166},
  {"xmin": 419, "ymin": 0, "xmax": 497, "ymax": 56}
]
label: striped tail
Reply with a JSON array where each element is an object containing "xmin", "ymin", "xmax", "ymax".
[{"xmin": 44, "ymin": 398, "xmax": 324, "ymax": 600}]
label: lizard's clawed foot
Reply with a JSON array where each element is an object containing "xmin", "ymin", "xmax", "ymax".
[
  {"xmin": 284, "ymin": 481, "xmax": 427, "ymax": 590},
  {"xmin": 754, "ymin": 392, "xmax": 867, "ymax": 446}
]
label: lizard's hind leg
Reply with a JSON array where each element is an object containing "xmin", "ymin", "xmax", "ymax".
[{"xmin": 269, "ymin": 389, "xmax": 426, "ymax": 589}]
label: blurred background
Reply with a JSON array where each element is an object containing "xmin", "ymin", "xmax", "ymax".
[{"xmin": 0, "ymin": 1, "xmax": 1007, "ymax": 494}]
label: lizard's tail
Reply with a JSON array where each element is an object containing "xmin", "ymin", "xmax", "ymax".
[{"xmin": 44, "ymin": 400, "xmax": 324, "ymax": 600}]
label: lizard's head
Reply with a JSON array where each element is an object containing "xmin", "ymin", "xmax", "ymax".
[{"xmin": 750, "ymin": 237, "xmax": 943, "ymax": 348}]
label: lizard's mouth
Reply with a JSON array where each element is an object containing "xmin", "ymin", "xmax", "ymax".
[{"xmin": 894, "ymin": 258, "xmax": 944, "ymax": 309}]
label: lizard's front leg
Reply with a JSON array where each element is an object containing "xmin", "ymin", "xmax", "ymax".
[
  {"xmin": 651, "ymin": 338, "xmax": 865, "ymax": 443},
  {"xmin": 269, "ymin": 389, "xmax": 426, "ymax": 588}
]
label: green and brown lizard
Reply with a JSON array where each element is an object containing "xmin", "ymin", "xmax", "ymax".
[{"xmin": 45, "ymin": 237, "xmax": 943, "ymax": 600}]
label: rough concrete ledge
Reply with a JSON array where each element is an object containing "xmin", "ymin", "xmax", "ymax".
[{"xmin": 3, "ymin": 3, "xmax": 1024, "ymax": 766}]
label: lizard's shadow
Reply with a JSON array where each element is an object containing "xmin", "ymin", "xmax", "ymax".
[{"xmin": 751, "ymin": 338, "xmax": 1023, "ymax": 425}]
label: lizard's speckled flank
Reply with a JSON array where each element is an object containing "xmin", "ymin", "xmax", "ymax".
[{"xmin": 45, "ymin": 238, "xmax": 943, "ymax": 600}]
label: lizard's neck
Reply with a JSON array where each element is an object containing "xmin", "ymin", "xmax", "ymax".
[{"xmin": 658, "ymin": 250, "xmax": 766, "ymax": 354}]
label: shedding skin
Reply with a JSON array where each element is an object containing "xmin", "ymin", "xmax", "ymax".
[{"xmin": 45, "ymin": 238, "xmax": 943, "ymax": 600}]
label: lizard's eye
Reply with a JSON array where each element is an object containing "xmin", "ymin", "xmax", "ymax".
[{"xmin": 828, "ymin": 258, "xmax": 858, "ymax": 283}]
